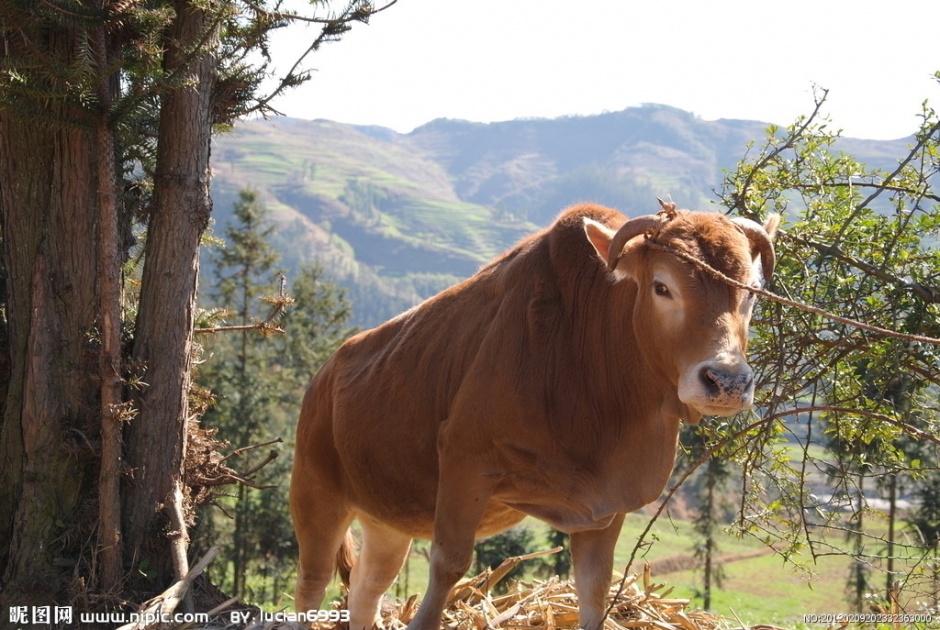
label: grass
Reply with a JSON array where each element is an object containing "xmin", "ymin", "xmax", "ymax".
[
  {"xmin": 611, "ymin": 513, "xmax": 847, "ymax": 627},
  {"xmin": 660, "ymin": 543, "xmax": 851, "ymax": 627},
  {"xmin": 249, "ymin": 482, "xmax": 936, "ymax": 627},
  {"xmin": 330, "ymin": 510, "xmax": 931, "ymax": 629}
]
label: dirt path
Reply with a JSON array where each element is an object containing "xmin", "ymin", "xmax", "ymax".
[{"xmin": 646, "ymin": 546, "xmax": 777, "ymax": 576}]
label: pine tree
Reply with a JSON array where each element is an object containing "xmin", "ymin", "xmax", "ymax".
[
  {"xmin": 204, "ymin": 189, "xmax": 282, "ymax": 597},
  {"xmin": 0, "ymin": 0, "xmax": 385, "ymax": 607},
  {"xmin": 680, "ymin": 425, "xmax": 731, "ymax": 611},
  {"xmin": 199, "ymin": 189, "xmax": 354, "ymax": 605}
]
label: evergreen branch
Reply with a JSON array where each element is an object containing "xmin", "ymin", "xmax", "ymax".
[
  {"xmin": 36, "ymin": 0, "xmax": 101, "ymax": 21},
  {"xmin": 195, "ymin": 275, "xmax": 294, "ymax": 335},
  {"xmin": 259, "ymin": 0, "xmax": 397, "ymax": 25},
  {"xmin": 245, "ymin": 0, "xmax": 397, "ymax": 118}
]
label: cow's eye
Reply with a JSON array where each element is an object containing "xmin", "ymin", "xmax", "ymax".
[{"xmin": 653, "ymin": 281, "xmax": 671, "ymax": 298}]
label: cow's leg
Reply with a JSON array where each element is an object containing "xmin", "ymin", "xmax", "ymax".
[
  {"xmin": 347, "ymin": 518, "xmax": 413, "ymax": 630},
  {"xmin": 291, "ymin": 474, "xmax": 354, "ymax": 615},
  {"xmin": 406, "ymin": 469, "xmax": 493, "ymax": 630},
  {"xmin": 570, "ymin": 513, "xmax": 626, "ymax": 630}
]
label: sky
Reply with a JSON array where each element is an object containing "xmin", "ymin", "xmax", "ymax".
[{"xmin": 266, "ymin": 0, "xmax": 940, "ymax": 141}]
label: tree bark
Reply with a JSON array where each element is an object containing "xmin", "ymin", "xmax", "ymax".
[
  {"xmin": 0, "ymin": 108, "xmax": 100, "ymax": 602},
  {"xmin": 123, "ymin": 0, "xmax": 217, "ymax": 586},
  {"xmin": 886, "ymin": 473, "xmax": 897, "ymax": 603},
  {"xmin": 94, "ymin": 12, "xmax": 125, "ymax": 593},
  {"xmin": 702, "ymin": 464, "xmax": 715, "ymax": 611}
]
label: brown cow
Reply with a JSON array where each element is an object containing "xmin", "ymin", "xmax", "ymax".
[{"xmin": 291, "ymin": 201, "xmax": 778, "ymax": 630}]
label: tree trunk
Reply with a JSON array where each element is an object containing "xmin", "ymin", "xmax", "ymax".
[
  {"xmin": 123, "ymin": 0, "xmax": 217, "ymax": 588},
  {"xmin": 853, "ymin": 476, "xmax": 866, "ymax": 611},
  {"xmin": 0, "ymin": 107, "xmax": 100, "ymax": 603},
  {"xmin": 94, "ymin": 15, "xmax": 125, "ymax": 593},
  {"xmin": 702, "ymin": 464, "xmax": 715, "ymax": 611},
  {"xmin": 886, "ymin": 473, "xmax": 897, "ymax": 603}
]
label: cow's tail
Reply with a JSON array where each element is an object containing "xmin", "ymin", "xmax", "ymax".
[{"xmin": 336, "ymin": 529, "xmax": 356, "ymax": 587}]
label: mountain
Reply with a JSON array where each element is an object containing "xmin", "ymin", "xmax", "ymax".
[{"xmin": 208, "ymin": 105, "xmax": 909, "ymax": 327}]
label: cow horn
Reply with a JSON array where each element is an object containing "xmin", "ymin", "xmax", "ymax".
[
  {"xmin": 607, "ymin": 214, "xmax": 666, "ymax": 272},
  {"xmin": 731, "ymin": 217, "xmax": 776, "ymax": 281}
]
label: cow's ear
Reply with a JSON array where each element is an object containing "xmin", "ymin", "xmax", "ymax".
[
  {"xmin": 584, "ymin": 218, "xmax": 616, "ymax": 262},
  {"xmin": 584, "ymin": 218, "xmax": 632, "ymax": 280}
]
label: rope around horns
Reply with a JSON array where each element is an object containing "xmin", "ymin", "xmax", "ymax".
[{"xmin": 643, "ymin": 238, "xmax": 940, "ymax": 346}]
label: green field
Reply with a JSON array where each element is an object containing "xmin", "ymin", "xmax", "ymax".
[
  {"xmin": 614, "ymin": 515, "xmax": 847, "ymax": 627},
  {"xmin": 300, "ymin": 512, "xmax": 934, "ymax": 630}
]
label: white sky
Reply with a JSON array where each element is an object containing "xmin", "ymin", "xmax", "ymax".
[{"xmin": 266, "ymin": 0, "xmax": 940, "ymax": 141}]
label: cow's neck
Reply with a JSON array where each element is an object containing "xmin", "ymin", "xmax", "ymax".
[{"xmin": 568, "ymin": 279, "xmax": 687, "ymax": 512}]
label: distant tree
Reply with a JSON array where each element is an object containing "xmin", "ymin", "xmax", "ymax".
[
  {"xmin": 280, "ymin": 264, "xmax": 357, "ymax": 375},
  {"xmin": 473, "ymin": 527, "xmax": 539, "ymax": 593},
  {"xmin": 199, "ymin": 189, "xmax": 354, "ymax": 605},
  {"xmin": 824, "ymin": 416, "xmax": 875, "ymax": 611},
  {"xmin": 203, "ymin": 189, "xmax": 282, "ymax": 597},
  {"xmin": 677, "ymin": 424, "xmax": 733, "ymax": 610},
  {"xmin": 542, "ymin": 529, "xmax": 572, "ymax": 579},
  {"xmin": 909, "ymin": 472, "xmax": 940, "ymax": 609}
]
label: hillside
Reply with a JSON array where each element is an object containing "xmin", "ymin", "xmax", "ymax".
[{"xmin": 208, "ymin": 105, "xmax": 910, "ymax": 327}]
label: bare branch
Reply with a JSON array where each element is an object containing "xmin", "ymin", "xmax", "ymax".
[
  {"xmin": 219, "ymin": 437, "xmax": 283, "ymax": 463},
  {"xmin": 246, "ymin": 0, "xmax": 398, "ymax": 118}
]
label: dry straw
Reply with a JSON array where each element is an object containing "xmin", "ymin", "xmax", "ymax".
[
  {"xmin": 363, "ymin": 548, "xmax": 742, "ymax": 630},
  {"xmin": 145, "ymin": 546, "xmax": 787, "ymax": 629}
]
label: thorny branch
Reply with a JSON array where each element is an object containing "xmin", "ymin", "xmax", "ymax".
[
  {"xmin": 833, "ymin": 117, "xmax": 940, "ymax": 247},
  {"xmin": 726, "ymin": 87, "xmax": 829, "ymax": 220},
  {"xmin": 808, "ymin": 180, "xmax": 940, "ymax": 205},
  {"xmin": 784, "ymin": 232, "xmax": 940, "ymax": 304},
  {"xmin": 602, "ymin": 400, "xmax": 940, "ymax": 624}
]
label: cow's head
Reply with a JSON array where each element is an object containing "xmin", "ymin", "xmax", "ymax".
[{"xmin": 584, "ymin": 201, "xmax": 778, "ymax": 423}]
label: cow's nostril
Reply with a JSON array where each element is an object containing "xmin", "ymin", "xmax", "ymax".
[
  {"xmin": 699, "ymin": 365, "xmax": 755, "ymax": 400},
  {"xmin": 699, "ymin": 366, "xmax": 721, "ymax": 396}
]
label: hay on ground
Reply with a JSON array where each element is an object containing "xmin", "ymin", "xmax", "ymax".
[
  {"xmin": 138, "ymin": 547, "xmax": 783, "ymax": 629},
  {"xmin": 373, "ymin": 549, "xmax": 731, "ymax": 630}
]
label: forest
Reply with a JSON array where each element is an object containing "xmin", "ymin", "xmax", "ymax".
[{"xmin": 1, "ymin": 1, "xmax": 940, "ymax": 629}]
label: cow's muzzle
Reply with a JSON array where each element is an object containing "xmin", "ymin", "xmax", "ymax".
[{"xmin": 679, "ymin": 358, "xmax": 755, "ymax": 417}]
